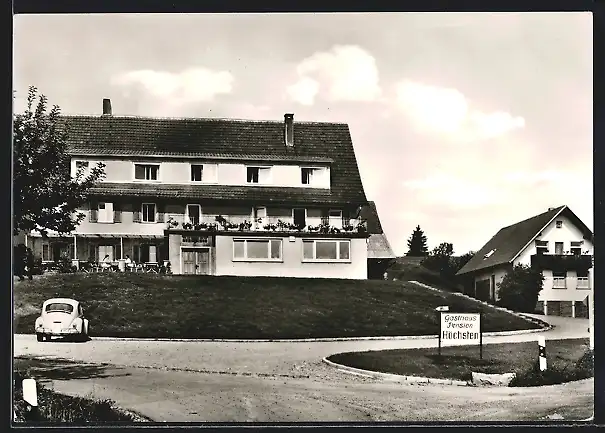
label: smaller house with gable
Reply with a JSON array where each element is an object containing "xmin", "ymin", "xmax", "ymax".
[
  {"xmin": 456, "ymin": 205, "xmax": 593, "ymax": 317},
  {"xmin": 359, "ymin": 201, "xmax": 396, "ymax": 279}
]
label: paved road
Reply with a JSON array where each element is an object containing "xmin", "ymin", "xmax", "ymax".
[{"xmin": 13, "ymin": 314, "xmax": 593, "ymax": 422}]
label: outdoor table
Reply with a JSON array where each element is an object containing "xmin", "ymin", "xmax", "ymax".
[{"xmin": 144, "ymin": 262, "xmax": 159, "ymax": 273}]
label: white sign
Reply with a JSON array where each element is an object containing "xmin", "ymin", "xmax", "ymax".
[
  {"xmin": 440, "ymin": 313, "xmax": 481, "ymax": 347},
  {"xmin": 22, "ymin": 379, "xmax": 37, "ymax": 407}
]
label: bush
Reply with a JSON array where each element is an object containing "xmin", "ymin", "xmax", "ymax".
[
  {"xmin": 509, "ymin": 349, "xmax": 594, "ymax": 387},
  {"xmin": 497, "ymin": 264, "xmax": 544, "ymax": 313},
  {"xmin": 55, "ymin": 257, "xmax": 77, "ymax": 274}
]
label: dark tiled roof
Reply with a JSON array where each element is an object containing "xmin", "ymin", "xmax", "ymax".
[
  {"xmin": 457, "ymin": 205, "xmax": 593, "ymax": 275},
  {"xmin": 359, "ymin": 201, "xmax": 384, "ymax": 234},
  {"xmin": 90, "ymin": 182, "xmax": 341, "ymax": 205},
  {"xmin": 60, "ymin": 115, "xmax": 366, "ymax": 205},
  {"xmin": 359, "ymin": 201, "xmax": 396, "ymax": 259}
]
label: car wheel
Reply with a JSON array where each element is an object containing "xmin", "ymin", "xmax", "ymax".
[{"xmin": 36, "ymin": 333, "xmax": 44, "ymax": 342}]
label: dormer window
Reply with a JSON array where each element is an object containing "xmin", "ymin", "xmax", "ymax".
[
  {"xmin": 135, "ymin": 164, "xmax": 159, "ymax": 181},
  {"xmin": 246, "ymin": 166, "xmax": 271, "ymax": 184},
  {"xmin": 556, "ymin": 220, "xmax": 563, "ymax": 228},
  {"xmin": 484, "ymin": 249, "xmax": 496, "ymax": 259}
]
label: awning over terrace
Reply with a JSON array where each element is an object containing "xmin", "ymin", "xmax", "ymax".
[{"xmin": 27, "ymin": 232, "xmax": 164, "ymax": 239}]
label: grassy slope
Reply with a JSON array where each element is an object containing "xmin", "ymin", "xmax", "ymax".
[
  {"xmin": 386, "ymin": 257, "xmax": 462, "ymax": 292},
  {"xmin": 14, "ymin": 273, "xmax": 539, "ymax": 339},
  {"xmin": 328, "ymin": 338, "xmax": 591, "ymax": 382}
]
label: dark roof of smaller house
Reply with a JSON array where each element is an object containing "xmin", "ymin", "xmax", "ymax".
[
  {"xmin": 360, "ymin": 201, "xmax": 396, "ymax": 259},
  {"xmin": 457, "ymin": 205, "xmax": 593, "ymax": 275},
  {"xmin": 61, "ymin": 115, "xmax": 367, "ymax": 205}
]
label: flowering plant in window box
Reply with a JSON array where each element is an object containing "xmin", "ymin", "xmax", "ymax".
[
  {"xmin": 276, "ymin": 219, "xmax": 289, "ymax": 231},
  {"xmin": 194, "ymin": 222, "xmax": 208, "ymax": 230},
  {"xmin": 356, "ymin": 222, "xmax": 367, "ymax": 233},
  {"xmin": 238, "ymin": 220, "xmax": 253, "ymax": 231},
  {"xmin": 263, "ymin": 223, "xmax": 277, "ymax": 231},
  {"xmin": 342, "ymin": 224, "xmax": 355, "ymax": 232},
  {"xmin": 207, "ymin": 223, "xmax": 218, "ymax": 232},
  {"xmin": 167, "ymin": 218, "xmax": 180, "ymax": 229},
  {"xmin": 182, "ymin": 222, "xmax": 193, "ymax": 230}
]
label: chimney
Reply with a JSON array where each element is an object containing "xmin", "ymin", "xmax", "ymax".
[
  {"xmin": 284, "ymin": 113, "xmax": 294, "ymax": 147},
  {"xmin": 102, "ymin": 98, "xmax": 112, "ymax": 116}
]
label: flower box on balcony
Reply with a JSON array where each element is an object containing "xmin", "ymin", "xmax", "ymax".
[{"xmin": 531, "ymin": 254, "xmax": 592, "ymax": 273}]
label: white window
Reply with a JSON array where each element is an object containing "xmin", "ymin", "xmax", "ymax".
[
  {"xmin": 302, "ymin": 240, "xmax": 351, "ymax": 262},
  {"xmin": 186, "ymin": 204, "xmax": 201, "ymax": 225},
  {"xmin": 247, "ymin": 166, "xmax": 271, "ymax": 184},
  {"xmin": 134, "ymin": 164, "xmax": 159, "ymax": 181},
  {"xmin": 329, "ymin": 209, "xmax": 343, "ymax": 228},
  {"xmin": 233, "ymin": 238, "xmax": 282, "ymax": 261},
  {"xmin": 555, "ymin": 242, "xmax": 564, "ymax": 255},
  {"xmin": 553, "ymin": 271, "xmax": 567, "ymax": 289},
  {"xmin": 97, "ymin": 202, "xmax": 114, "ymax": 223},
  {"xmin": 142, "ymin": 203, "xmax": 156, "ymax": 223},
  {"xmin": 535, "ymin": 240, "xmax": 549, "ymax": 255},
  {"xmin": 301, "ymin": 167, "xmax": 319, "ymax": 185},
  {"xmin": 191, "ymin": 164, "xmax": 218, "ymax": 183}
]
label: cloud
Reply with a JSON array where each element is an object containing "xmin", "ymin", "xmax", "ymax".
[
  {"xmin": 394, "ymin": 80, "xmax": 525, "ymax": 141},
  {"xmin": 286, "ymin": 45, "xmax": 382, "ymax": 105},
  {"xmin": 111, "ymin": 67, "xmax": 234, "ymax": 105}
]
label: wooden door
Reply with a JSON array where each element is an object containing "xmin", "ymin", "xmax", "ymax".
[{"xmin": 182, "ymin": 249, "xmax": 210, "ymax": 275}]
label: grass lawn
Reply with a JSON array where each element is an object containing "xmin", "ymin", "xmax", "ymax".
[
  {"xmin": 13, "ymin": 273, "xmax": 540, "ymax": 339},
  {"xmin": 328, "ymin": 338, "xmax": 591, "ymax": 382}
]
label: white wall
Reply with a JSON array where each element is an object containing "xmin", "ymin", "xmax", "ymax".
[
  {"xmin": 214, "ymin": 236, "xmax": 367, "ymax": 279},
  {"xmin": 474, "ymin": 266, "xmax": 509, "ymax": 300},
  {"xmin": 71, "ymin": 157, "xmax": 331, "ymax": 189}
]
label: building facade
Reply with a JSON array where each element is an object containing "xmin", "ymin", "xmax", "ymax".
[
  {"xmin": 25, "ymin": 100, "xmax": 370, "ymax": 279},
  {"xmin": 457, "ymin": 205, "xmax": 593, "ymax": 317}
]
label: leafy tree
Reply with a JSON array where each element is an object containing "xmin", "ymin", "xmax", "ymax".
[
  {"xmin": 422, "ymin": 242, "xmax": 455, "ymax": 277},
  {"xmin": 452, "ymin": 251, "xmax": 476, "ymax": 293},
  {"xmin": 406, "ymin": 225, "xmax": 428, "ymax": 257},
  {"xmin": 496, "ymin": 264, "xmax": 544, "ymax": 313},
  {"xmin": 13, "ymin": 86, "xmax": 105, "ymax": 236}
]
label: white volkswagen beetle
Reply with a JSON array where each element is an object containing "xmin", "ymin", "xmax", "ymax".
[{"xmin": 34, "ymin": 298, "xmax": 90, "ymax": 342}]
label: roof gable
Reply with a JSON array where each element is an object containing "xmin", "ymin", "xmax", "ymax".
[
  {"xmin": 456, "ymin": 205, "xmax": 569, "ymax": 275},
  {"xmin": 61, "ymin": 115, "xmax": 367, "ymax": 205}
]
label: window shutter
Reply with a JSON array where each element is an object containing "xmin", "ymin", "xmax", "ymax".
[
  {"xmin": 114, "ymin": 202, "xmax": 122, "ymax": 223},
  {"xmin": 132, "ymin": 201, "xmax": 141, "ymax": 223},
  {"xmin": 89, "ymin": 201, "xmax": 98, "ymax": 223},
  {"xmin": 157, "ymin": 202, "xmax": 165, "ymax": 223}
]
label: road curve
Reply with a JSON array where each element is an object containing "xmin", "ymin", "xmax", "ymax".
[{"xmin": 13, "ymin": 314, "xmax": 593, "ymax": 422}]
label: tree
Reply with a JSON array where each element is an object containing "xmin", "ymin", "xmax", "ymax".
[
  {"xmin": 496, "ymin": 264, "xmax": 544, "ymax": 313},
  {"xmin": 451, "ymin": 251, "xmax": 476, "ymax": 293},
  {"xmin": 406, "ymin": 225, "xmax": 428, "ymax": 257},
  {"xmin": 422, "ymin": 242, "xmax": 455, "ymax": 277},
  {"xmin": 13, "ymin": 86, "xmax": 105, "ymax": 236}
]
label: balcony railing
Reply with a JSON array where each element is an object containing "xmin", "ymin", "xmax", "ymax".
[
  {"xmin": 165, "ymin": 214, "xmax": 368, "ymax": 235},
  {"xmin": 577, "ymin": 277, "xmax": 590, "ymax": 289},
  {"xmin": 531, "ymin": 254, "xmax": 593, "ymax": 273}
]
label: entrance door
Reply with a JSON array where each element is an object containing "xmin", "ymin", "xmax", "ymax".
[{"xmin": 182, "ymin": 248, "xmax": 211, "ymax": 275}]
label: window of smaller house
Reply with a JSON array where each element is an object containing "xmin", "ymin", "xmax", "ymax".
[
  {"xmin": 142, "ymin": 203, "xmax": 156, "ymax": 222},
  {"xmin": 555, "ymin": 242, "xmax": 564, "ymax": 255},
  {"xmin": 301, "ymin": 168, "xmax": 318, "ymax": 185},
  {"xmin": 134, "ymin": 164, "xmax": 159, "ymax": 181},
  {"xmin": 191, "ymin": 165, "xmax": 203, "ymax": 182},
  {"xmin": 556, "ymin": 220, "xmax": 563, "ymax": 228}
]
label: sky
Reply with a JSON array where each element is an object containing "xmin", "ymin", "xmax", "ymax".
[{"xmin": 13, "ymin": 12, "xmax": 593, "ymax": 256}]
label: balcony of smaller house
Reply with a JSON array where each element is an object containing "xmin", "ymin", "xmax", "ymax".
[
  {"xmin": 164, "ymin": 212, "xmax": 368, "ymax": 237},
  {"xmin": 530, "ymin": 251, "xmax": 593, "ymax": 273}
]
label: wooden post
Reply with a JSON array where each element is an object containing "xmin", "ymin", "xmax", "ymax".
[{"xmin": 479, "ymin": 312, "xmax": 483, "ymax": 360}]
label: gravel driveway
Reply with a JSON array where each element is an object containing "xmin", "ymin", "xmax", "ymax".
[{"xmin": 13, "ymin": 314, "xmax": 593, "ymax": 422}]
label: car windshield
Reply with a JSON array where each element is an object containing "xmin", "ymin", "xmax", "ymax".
[{"xmin": 45, "ymin": 303, "xmax": 74, "ymax": 314}]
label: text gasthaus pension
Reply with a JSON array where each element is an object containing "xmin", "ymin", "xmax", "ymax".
[{"xmin": 440, "ymin": 313, "xmax": 481, "ymax": 346}]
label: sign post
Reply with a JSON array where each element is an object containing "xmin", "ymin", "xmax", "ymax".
[
  {"xmin": 435, "ymin": 306, "xmax": 449, "ymax": 357},
  {"xmin": 479, "ymin": 312, "xmax": 483, "ymax": 360}
]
